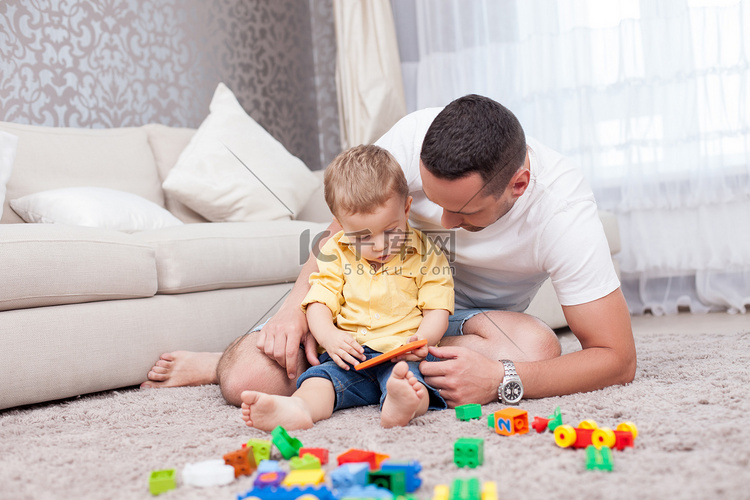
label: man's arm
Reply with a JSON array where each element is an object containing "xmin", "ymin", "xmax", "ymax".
[
  {"xmin": 520, "ymin": 287, "xmax": 636, "ymax": 398},
  {"xmin": 420, "ymin": 288, "xmax": 636, "ymax": 406},
  {"xmin": 255, "ymin": 219, "xmax": 342, "ymax": 379}
]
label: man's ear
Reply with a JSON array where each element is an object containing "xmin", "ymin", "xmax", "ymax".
[{"xmin": 510, "ymin": 168, "xmax": 530, "ymax": 199}]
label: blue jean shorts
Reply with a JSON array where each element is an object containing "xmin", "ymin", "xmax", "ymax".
[{"xmin": 297, "ymin": 346, "xmax": 447, "ymax": 412}]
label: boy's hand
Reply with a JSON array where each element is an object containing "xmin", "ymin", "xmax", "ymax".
[
  {"xmin": 319, "ymin": 329, "xmax": 367, "ymax": 371},
  {"xmin": 392, "ymin": 335, "xmax": 429, "ymax": 362}
]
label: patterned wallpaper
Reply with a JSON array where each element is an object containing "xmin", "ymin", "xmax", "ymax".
[{"xmin": 0, "ymin": 0, "xmax": 340, "ymax": 170}]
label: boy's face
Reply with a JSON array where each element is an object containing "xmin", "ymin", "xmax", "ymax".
[{"xmin": 336, "ymin": 194, "xmax": 412, "ymax": 264}]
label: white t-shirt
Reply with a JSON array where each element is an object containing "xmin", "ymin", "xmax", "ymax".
[{"xmin": 375, "ymin": 107, "xmax": 620, "ymax": 311}]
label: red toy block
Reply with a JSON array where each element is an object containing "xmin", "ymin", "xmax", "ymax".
[
  {"xmin": 300, "ymin": 447, "xmax": 329, "ymax": 465},
  {"xmin": 337, "ymin": 449, "xmax": 389, "ymax": 470},
  {"xmin": 532, "ymin": 416, "xmax": 550, "ymax": 433},
  {"xmin": 490, "ymin": 408, "xmax": 529, "ymax": 436},
  {"xmin": 223, "ymin": 447, "xmax": 257, "ymax": 478}
]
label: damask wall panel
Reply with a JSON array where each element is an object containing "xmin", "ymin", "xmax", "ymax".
[{"xmin": 0, "ymin": 0, "xmax": 338, "ymax": 169}]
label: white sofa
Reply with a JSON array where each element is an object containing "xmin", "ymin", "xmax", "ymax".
[{"xmin": 0, "ymin": 120, "xmax": 621, "ymax": 411}]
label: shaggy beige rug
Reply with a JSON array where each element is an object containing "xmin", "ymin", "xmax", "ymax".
[{"xmin": 2, "ymin": 328, "xmax": 749, "ymax": 500}]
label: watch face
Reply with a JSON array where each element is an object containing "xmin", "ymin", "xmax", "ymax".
[{"xmin": 503, "ymin": 381, "xmax": 522, "ymax": 403}]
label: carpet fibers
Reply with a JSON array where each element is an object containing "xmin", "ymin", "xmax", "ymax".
[{"xmin": 2, "ymin": 328, "xmax": 749, "ymax": 500}]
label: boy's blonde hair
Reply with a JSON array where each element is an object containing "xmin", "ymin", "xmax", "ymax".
[{"xmin": 324, "ymin": 144, "xmax": 409, "ymax": 216}]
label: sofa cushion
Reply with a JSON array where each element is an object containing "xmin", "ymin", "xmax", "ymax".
[
  {"xmin": 142, "ymin": 123, "xmax": 208, "ymax": 224},
  {"xmin": 0, "ymin": 224, "xmax": 158, "ymax": 311},
  {"xmin": 133, "ymin": 221, "xmax": 330, "ymax": 294},
  {"xmin": 0, "ymin": 130, "xmax": 18, "ymax": 221},
  {"xmin": 10, "ymin": 187, "xmax": 184, "ymax": 232},
  {"xmin": 161, "ymin": 83, "xmax": 320, "ymax": 222},
  {"xmin": 0, "ymin": 121, "xmax": 164, "ymax": 224}
]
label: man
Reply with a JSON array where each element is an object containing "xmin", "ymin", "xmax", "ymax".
[{"xmin": 142, "ymin": 94, "xmax": 636, "ymax": 407}]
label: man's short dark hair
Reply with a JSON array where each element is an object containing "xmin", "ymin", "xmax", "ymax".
[{"xmin": 420, "ymin": 94, "xmax": 527, "ymax": 198}]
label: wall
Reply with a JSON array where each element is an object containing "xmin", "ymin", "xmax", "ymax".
[{"xmin": 0, "ymin": 0, "xmax": 340, "ymax": 170}]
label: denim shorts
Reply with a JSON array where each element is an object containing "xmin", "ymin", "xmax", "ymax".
[{"xmin": 297, "ymin": 346, "xmax": 446, "ymax": 412}]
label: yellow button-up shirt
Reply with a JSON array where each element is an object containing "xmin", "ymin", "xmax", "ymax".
[{"xmin": 301, "ymin": 225, "xmax": 455, "ymax": 353}]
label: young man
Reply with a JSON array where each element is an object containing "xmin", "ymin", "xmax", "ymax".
[{"xmin": 143, "ymin": 94, "xmax": 636, "ymax": 407}]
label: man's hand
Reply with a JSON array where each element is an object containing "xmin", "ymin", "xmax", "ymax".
[
  {"xmin": 419, "ymin": 345, "xmax": 503, "ymax": 408},
  {"xmin": 256, "ymin": 306, "xmax": 319, "ymax": 379}
]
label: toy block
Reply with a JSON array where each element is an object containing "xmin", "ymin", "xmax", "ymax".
[
  {"xmin": 613, "ymin": 430, "xmax": 635, "ymax": 450},
  {"xmin": 368, "ymin": 469, "xmax": 407, "ymax": 495},
  {"xmin": 246, "ymin": 438, "xmax": 272, "ymax": 463},
  {"xmin": 337, "ymin": 448, "xmax": 389, "ymax": 470},
  {"xmin": 238, "ymin": 485, "xmax": 336, "ymax": 500},
  {"xmin": 547, "ymin": 406, "xmax": 563, "ymax": 432},
  {"xmin": 380, "ymin": 460, "xmax": 422, "ymax": 492},
  {"xmin": 330, "ymin": 462, "xmax": 370, "ymax": 490},
  {"xmin": 290, "ymin": 453, "xmax": 321, "ymax": 470},
  {"xmin": 182, "ymin": 459, "xmax": 235, "ymax": 487},
  {"xmin": 271, "ymin": 425, "xmax": 303, "ymax": 459},
  {"xmin": 532, "ymin": 416, "xmax": 551, "ymax": 433},
  {"xmin": 338, "ymin": 484, "xmax": 394, "ymax": 499},
  {"xmin": 455, "ymin": 403, "xmax": 482, "ymax": 421},
  {"xmin": 453, "ymin": 437, "xmax": 484, "ymax": 468},
  {"xmin": 481, "ymin": 481, "xmax": 498, "ymax": 500},
  {"xmin": 253, "ymin": 470, "xmax": 287, "ymax": 488},
  {"xmin": 148, "ymin": 469, "xmax": 177, "ymax": 496},
  {"xmin": 299, "ymin": 447, "xmax": 329, "ymax": 464},
  {"xmin": 282, "ymin": 469, "xmax": 325, "ymax": 487},
  {"xmin": 223, "ymin": 447, "xmax": 257, "ymax": 478},
  {"xmin": 490, "ymin": 407, "xmax": 529, "ymax": 436},
  {"xmin": 450, "ymin": 477, "xmax": 481, "ymax": 500},
  {"xmin": 257, "ymin": 459, "xmax": 283, "ymax": 473},
  {"xmin": 433, "ymin": 484, "xmax": 450, "ymax": 500},
  {"xmin": 585, "ymin": 445, "xmax": 613, "ymax": 471}
]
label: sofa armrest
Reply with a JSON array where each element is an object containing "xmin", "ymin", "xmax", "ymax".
[{"xmin": 296, "ymin": 170, "xmax": 332, "ymax": 223}]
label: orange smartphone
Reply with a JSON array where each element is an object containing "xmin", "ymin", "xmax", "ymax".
[{"xmin": 354, "ymin": 339, "xmax": 428, "ymax": 371}]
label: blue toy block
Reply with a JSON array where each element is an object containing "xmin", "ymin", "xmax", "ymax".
[
  {"xmin": 237, "ymin": 485, "xmax": 336, "ymax": 500},
  {"xmin": 337, "ymin": 484, "xmax": 394, "ymax": 499},
  {"xmin": 256, "ymin": 460, "xmax": 283, "ymax": 473},
  {"xmin": 379, "ymin": 460, "xmax": 422, "ymax": 492},
  {"xmin": 330, "ymin": 462, "xmax": 369, "ymax": 490}
]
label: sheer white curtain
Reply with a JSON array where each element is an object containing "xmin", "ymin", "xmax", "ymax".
[{"xmin": 391, "ymin": 0, "xmax": 750, "ymax": 314}]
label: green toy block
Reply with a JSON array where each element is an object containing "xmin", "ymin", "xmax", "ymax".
[
  {"xmin": 455, "ymin": 403, "xmax": 482, "ymax": 421},
  {"xmin": 290, "ymin": 453, "xmax": 322, "ymax": 470},
  {"xmin": 547, "ymin": 406, "xmax": 563, "ymax": 432},
  {"xmin": 148, "ymin": 469, "xmax": 177, "ymax": 495},
  {"xmin": 271, "ymin": 425, "xmax": 303, "ymax": 459},
  {"xmin": 585, "ymin": 445, "xmax": 613, "ymax": 471},
  {"xmin": 368, "ymin": 469, "xmax": 407, "ymax": 495},
  {"xmin": 246, "ymin": 438, "xmax": 272, "ymax": 463},
  {"xmin": 449, "ymin": 477, "xmax": 481, "ymax": 500},
  {"xmin": 453, "ymin": 437, "xmax": 484, "ymax": 468}
]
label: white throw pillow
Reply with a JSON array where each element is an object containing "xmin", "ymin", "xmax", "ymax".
[
  {"xmin": 162, "ymin": 83, "xmax": 320, "ymax": 222},
  {"xmin": 10, "ymin": 187, "xmax": 184, "ymax": 233},
  {"xmin": 0, "ymin": 131, "xmax": 19, "ymax": 220}
]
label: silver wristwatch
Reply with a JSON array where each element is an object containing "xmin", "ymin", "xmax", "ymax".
[{"xmin": 498, "ymin": 359, "xmax": 523, "ymax": 405}]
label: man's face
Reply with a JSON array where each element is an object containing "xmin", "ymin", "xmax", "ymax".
[{"xmin": 419, "ymin": 162, "xmax": 520, "ymax": 232}]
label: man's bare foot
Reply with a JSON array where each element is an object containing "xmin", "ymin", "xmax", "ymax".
[
  {"xmin": 240, "ymin": 391, "xmax": 314, "ymax": 432},
  {"xmin": 140, "ymin": 351, "xmax": 221, "ymax": 388},
  {"xmin": 381, "ymin": 361, "xmax": 428, "ymax": 428}
]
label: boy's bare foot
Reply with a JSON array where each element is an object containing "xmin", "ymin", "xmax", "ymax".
[
  {"xmin": 240, "ymin": 390, "xmax": 314, "ymax": 432},
  {"xmin": 140, "ymin": 351, "xmax": 221, "ymax": 388},
  {"xmin": 381, "ymin": 361, "xmax": 428, "ymax": 428}
]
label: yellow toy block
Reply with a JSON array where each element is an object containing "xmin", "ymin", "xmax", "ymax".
[
  {"xmin": 433, "ymin": 484, "xmax": 450, "ymax": 500},
  {"xmin": 282, "ymin": 469, "xmax": 325, "ymax": 486},
  {"xmin": 482, "ymin": 481, "xmax": 498, "ymax": 500}
]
